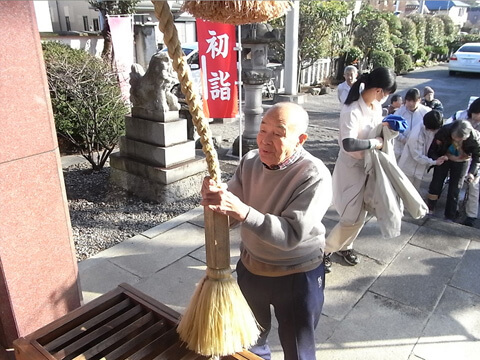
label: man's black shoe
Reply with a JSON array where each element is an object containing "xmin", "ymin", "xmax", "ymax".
[
  {"xmin": 463, "ymin": 217, "xmax": 476, "ymax": 227},
  {"xmin": 324, "ymin": 253, "xmax": 332, "ymax": 273},
  {"xmin": 337, "ymin": 250, "xmax": 359, "ymax": 266}
]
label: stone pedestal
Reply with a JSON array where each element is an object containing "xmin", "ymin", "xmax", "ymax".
[
  {"xmin": 0, "ymin": 1, "xmax": 81, "ymax": 349},
  {"xmin": 110, "ymin": 107, "xmax": 207, "ymax": 203}
]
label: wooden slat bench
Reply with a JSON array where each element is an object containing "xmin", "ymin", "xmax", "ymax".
[{"xmin": 13, "ymin": 283, "xmax": 261, "ymax": 360}]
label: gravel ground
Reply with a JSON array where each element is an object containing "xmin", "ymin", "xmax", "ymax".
[{"xmin": 64, "ymin": 153, "xmax": 239, "ymax": 261}]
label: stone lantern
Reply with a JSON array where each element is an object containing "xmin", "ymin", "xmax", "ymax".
[{"xmin": 233, "ymin": 23, "xmax": 279, "ymax": 156}]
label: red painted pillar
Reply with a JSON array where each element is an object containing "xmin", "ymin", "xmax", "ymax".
[{"xmin": 0, "ymin": 1, "xmax": 81, "ymax": 348}]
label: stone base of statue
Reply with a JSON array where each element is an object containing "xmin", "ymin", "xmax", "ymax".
[
  {"xmin": 110, "ymin": 109, "xmax": 207, "ymax": 203},
  {"xmin": 110, "ymin": 152, "xmax": 206, "ymax": 203}
]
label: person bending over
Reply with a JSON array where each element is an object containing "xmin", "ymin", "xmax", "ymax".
[
  {"xmin": 445, "ymin": 97, "xmax": 480, "ymax": 226},
  {"xmin": 427, "ymin": 120, "xmax": 480, "ymax": 222}
]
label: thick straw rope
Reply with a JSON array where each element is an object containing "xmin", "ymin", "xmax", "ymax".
[
  {"xmin": 153, "ymin": 1, "xmax": 220, "ymax": 183},
  {"xmin": 152, "ymin": 2, "xmax": 260, "ymax": 356}
]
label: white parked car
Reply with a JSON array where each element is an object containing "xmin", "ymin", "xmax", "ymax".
[{"xmin": 448, "ymin": 42, "xmax": 480, "ymax": 76}]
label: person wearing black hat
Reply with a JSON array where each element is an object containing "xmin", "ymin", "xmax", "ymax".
[{"xmin": 422, "ymin": 86, "xmax": 444, "ymax": 115}]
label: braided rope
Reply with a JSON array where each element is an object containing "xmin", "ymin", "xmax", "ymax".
[{"xmin": 152, "ymin": 1, "xmax": 221, "ymax": 183}]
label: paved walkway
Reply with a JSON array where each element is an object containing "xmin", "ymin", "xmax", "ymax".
[
  {"xmin": 76, "ymin": 76, "xmax": 480, "ymax": 359},
  {"xmin": 77, "ymin": 205, "xmax": 480, "ymax": 360}
]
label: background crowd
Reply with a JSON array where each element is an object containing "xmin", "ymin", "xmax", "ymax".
[{"xmin": 336, "ymin": 66, "xmax": 480, "ymax": 231}]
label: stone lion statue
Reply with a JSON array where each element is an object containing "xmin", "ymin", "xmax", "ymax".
[{"xmin": 129, "ymin": 51, "xmax": 181, "ymax": 112}]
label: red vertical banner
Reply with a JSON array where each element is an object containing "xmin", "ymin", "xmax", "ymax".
[{"xmin": 196, "ymin": 19, "xmax": 238, "ymax": 118}]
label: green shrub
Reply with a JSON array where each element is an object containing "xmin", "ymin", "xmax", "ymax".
[
  {"xmin": 424, "ymin": 45, "xmax": 434, "ymax": 60},
  {"xmin": 434, "ymin": 45, "xmax": 449, "ymax": 55},
  {"xmin": 370, "ymin": 50, "xmax": 394, "ymax": 69},
  {"xmin": 344, "ymin": 46, "xmax": 363, "ymax": 65},
  {"xmin": 395, "ymin": 54, "xmax": 413, "ymax": 74},
  {"xmin": 414, "ymin": 48, "xmax": 427, "ymax": 62},
  {"xmin": 395, "ymin": 48, "xmax": 405, "ymax": 56},
  {"xmin": 432, "ymin": 45, "xmax": 449, "ymax": 61},
  {"xmin": 42, "ymin": 41, "xmax": 128, "ymax": 171}
]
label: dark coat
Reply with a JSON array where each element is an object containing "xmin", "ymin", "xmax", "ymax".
[{"xmin": 428, "ymin": 122, "xmax": 480, "ymax": 176}]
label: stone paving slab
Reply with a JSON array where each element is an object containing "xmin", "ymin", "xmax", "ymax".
[
  {"xmin": 422, "ymin": 216, "xmax": 480, "ymax": 240},
  {"xmin": 319, "ymin": 291, "xmax": 428, "ymax": 360},
  {"xmin": 369, "ymin": 244, "xmax": 460, "ymax": 312},
  {"xmin": 410, "ymin": 222, "xmax": 472, "ymax": 258},
  {"xmin": 141, "ymin": 206, "xmax": 203, "ymax": 239},
  {"xmin": 88, "ymin": 223, "xmax": 205, "ymax": 278},
  {"xmin": 412, "ymin": 286, "xmax": 480, "ymax": 360},
  {"xmin": 354, "ymin": 217, "xmax": 418, "ymax": 265},
  {"xmin": 187, "ymin": 213, "xmax": 206, "ymax": 228},
  {"xmin": 78, "ymin": 257, "xmax": 140, "ymax": 304},
  {"xmin": 323, "ymin": 254, "xmax": 388, "ymax": 321},
  {"xmin": 450, "ymin": 240, "xmax": 480, "ymax": 296},
  {"xmin": 134, "ymin": 255, "xmax": 206, "ymax": 315}
]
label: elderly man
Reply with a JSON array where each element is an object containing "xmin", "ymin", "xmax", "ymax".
[
  {"xmin": 201, "ymin": 102, "xmax": 332, "ymax": 360},
  {"xmin": 337, "ymin": 65, "xmax": 358, "ymax": 105}
]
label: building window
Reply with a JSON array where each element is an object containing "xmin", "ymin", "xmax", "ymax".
[
  {"xmin": 65, "ymin": 16, "xmax": 71, "ymax": 31},
  {"xmin": 83, "ymin": 16, "xmax": 89, "ymax": 31},
  {"xmin": 459, "ymin": 8, "xmax": 465, "ymax": 17},
  {"xmin": 93, "ymin": 18, "xmax": 99, "ymax": 31}
]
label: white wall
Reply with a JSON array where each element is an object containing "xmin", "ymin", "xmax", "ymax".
[
  {"xmin": 34, "ymin": 1, "xmax": 53, "ymax": 32},
  {"xmin": 41, "ymin": 34, "xmax": 104, "ymax": 58},
  {"xmin": 43, "ymin": 0, "xmax": 101, "ymax": 33},
  {"xmin": 448, "ymin": 6, "xmax": 469, "ymax": 28}
]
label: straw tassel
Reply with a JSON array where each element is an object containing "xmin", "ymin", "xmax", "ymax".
[
  {"xmin": 176, "ymin": 209, "xmax": 260, "ymax": 356},
  {"xmin": 152, "ymin": 1, "xmax": 260, "ymax": 356}
]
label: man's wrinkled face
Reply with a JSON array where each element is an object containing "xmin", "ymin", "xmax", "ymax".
[
  {"xmin": 344, "ymin": 70, "xmax": 357, "ymax": 87},
  {"xmin": 256, "ymin": 108, "xmax": 305, "ymax": 167},
  {"xmin": 405, "ymin": 98, "xmax": 420, "ymax": 112}
]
